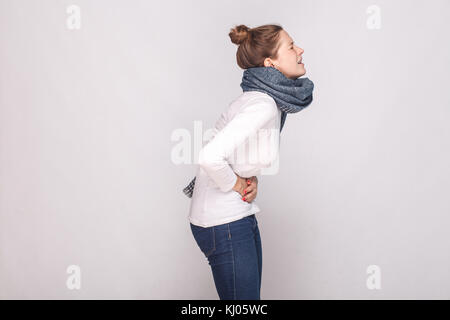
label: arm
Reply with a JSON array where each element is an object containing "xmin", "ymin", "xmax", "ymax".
[{"xmin": 198, "ymin": 97, "xmax": 277, "ymax": 192}]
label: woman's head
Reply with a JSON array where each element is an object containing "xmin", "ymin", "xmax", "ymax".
[{"xmin": 229, "ymin": 24, "xmax": 306, "ymax": 80}]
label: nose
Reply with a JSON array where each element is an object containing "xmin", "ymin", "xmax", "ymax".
[{"xmin": 297, "ymin": 47, "xmax": 304, "ymax": 55}]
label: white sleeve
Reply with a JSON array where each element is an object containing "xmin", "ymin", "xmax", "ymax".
[
  {"xmin": 232, "ymin": 127, "xmax": 280, "ymax": 178},
  {"xmin": 198, "ymin": 97, "xmax": 278, "ymax": 192}
]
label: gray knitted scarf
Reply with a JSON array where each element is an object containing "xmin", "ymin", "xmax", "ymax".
[{"xmin": 182, "ymin": 66, "xmax": 314, "ymax": 198}]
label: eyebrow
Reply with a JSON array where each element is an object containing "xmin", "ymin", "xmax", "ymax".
[{"xmin": 288, "ymin": 40, "xmax": 294, "ymax": 46}]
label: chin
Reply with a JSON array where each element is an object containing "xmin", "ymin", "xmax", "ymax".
[
  {"xmin": 292, "ymin": 70, "xmax": 306, "ymax": 79},
  {"xmin": 292, "ymin": 65, "xmax": 306, "ymax": 77},
  {"xmin": 297, "ymin": 68, "xmax": 306, "ymax": 77},
  {"xmin": 283, "ymin": 66, "xmax": 306, "ymax": 79}
]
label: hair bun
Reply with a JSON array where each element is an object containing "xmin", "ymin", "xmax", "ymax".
[{"xmin": 229, "ymin": 25, "xmax": 250, "ymax": 45}]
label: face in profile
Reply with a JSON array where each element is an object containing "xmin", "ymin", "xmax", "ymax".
[{"xmin": 264, "ymin": 30, "xmax": 306, "ymax": 80}]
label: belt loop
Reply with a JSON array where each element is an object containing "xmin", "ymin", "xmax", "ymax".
[{"xmin": 227, "ymin": 223, "xmax": 231, "ymax": 239}]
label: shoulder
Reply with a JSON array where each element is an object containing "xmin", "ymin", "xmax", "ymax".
[{"xmin": 241, "ymin": 91, "xmax": 278, "ymax": 117}]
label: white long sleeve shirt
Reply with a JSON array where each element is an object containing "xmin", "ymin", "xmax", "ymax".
[{"xmin": 188, "ymin": 91, "xmax": 281, "ymax": 227}]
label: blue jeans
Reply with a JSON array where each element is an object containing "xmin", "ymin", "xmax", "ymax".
[{"xmin": 190, "ymin": 214, "xmax": 262, "ymax": 300}]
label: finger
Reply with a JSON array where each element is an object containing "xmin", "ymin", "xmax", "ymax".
[
  {"xmin": 244, "ymin": 185, "xmax": 257, "ymax": 199},
  {"xmin": 244, "ymin": 185, "xmax": 255, "ymax": 195},
  {"xmin": 242, "ymin": 189, "xmax": 251, "ymax": 201},
  {"xmin": 243, "ymin": 189, "xmax": 257, "ymax": 202},
  {"xmin": 244, "ymin": 194, "xmax": 256, "ymax": 203}
]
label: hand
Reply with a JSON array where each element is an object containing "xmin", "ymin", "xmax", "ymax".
[
  {"xmin": 242, "ymin": 176, "xmax": 258, "ymax": 203},
  {"xmin": 232, "ymin": 174, "xmax": 258, "ymax": 203},
  {"xmin": 232, "ymin": 174, "xmax": 248, "ymax": 197}
]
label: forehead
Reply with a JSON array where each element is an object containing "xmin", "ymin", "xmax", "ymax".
[{"xmin": 280, "ymin": 31, "xmax": 294, "ymax": 46}]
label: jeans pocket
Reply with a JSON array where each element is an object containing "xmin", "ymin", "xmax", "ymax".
[{"xmin": 190, "ymin": 223, "xmax": 216, "ymax": 257}]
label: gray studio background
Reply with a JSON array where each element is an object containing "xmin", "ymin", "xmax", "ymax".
[{"xmin": 1, "ymin": 0, "xmax": 449, "ymax": 299}]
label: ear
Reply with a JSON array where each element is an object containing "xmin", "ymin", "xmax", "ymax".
[{"xmin": 263, "ymin": 57, "xmax": 273, "ymax": 67}]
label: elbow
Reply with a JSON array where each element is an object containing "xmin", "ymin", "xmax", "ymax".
[{"xmin": 260, "ymin": 148, "xmax": 279, "ymax": 167}]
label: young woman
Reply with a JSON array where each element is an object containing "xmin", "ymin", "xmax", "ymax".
[{"xmin": 183, "ymin": 23, "xmax": 314, "ymax": 300}]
